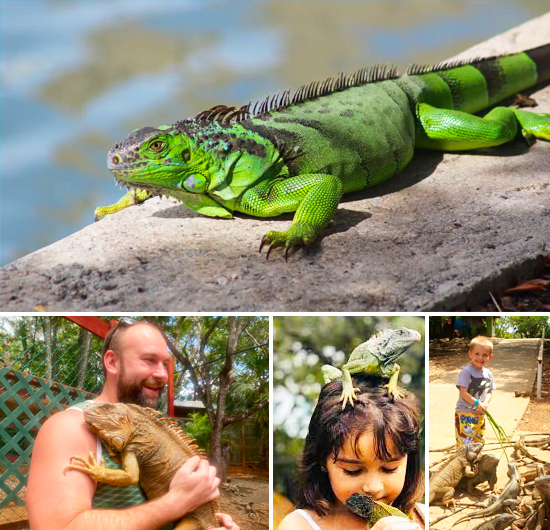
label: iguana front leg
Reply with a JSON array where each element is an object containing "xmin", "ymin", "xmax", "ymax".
[
  {"xmin": 236, "ymin": 173, "xmax": 344, "ymax": 259},
  {"xmin": 384, "ymin": 363, "xmax": 404, "ymax": 400},
  {"xmin": 94, "ymin": 189, "xmax": 151, "ymax": 221},
  {"xmin": 64, "ymin": 450, "xmax": 140, "ymax": 486}
]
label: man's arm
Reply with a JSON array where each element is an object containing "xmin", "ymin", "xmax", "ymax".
[{"xmin": 26, "ymin": 410, "xmax": 226, "ymax": 530}]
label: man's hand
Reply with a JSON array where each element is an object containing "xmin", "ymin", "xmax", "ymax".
[{"xmin": 167, "ymin": 455, "xmax": 220, "ymax": 515}]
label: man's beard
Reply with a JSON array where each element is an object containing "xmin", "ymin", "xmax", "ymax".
[{"xmin": 117, "ymin": 360, "xmax": 165, "ymax": 408}]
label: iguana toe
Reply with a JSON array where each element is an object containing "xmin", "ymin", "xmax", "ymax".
[
  {"xmin": 341, "ymin": 387, "xmax": 361, "ymax": 409},
  {"xmin": 259, "ymin": 224, "xmax": 319, "ymax": 260}
]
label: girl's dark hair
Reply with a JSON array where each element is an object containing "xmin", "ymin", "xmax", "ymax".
[{"xmin": 296, "ymin": 375, "xmax": 423, "ymax": 516}]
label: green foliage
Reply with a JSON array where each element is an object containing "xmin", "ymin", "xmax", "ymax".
[
  {"xmin": 494, "ymin": 316, "xmax": 550, "ymax": 339},
  {"xmin": 184, "ymin": 412, "xmax": 214, "ymax": 451}
]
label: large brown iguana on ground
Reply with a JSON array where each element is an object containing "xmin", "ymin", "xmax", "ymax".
[
  {"xmin": 64, "ymin": 402, "xmax": 222, "ymax": 530},
  {"xmin": 429, "ymin": 443, "xmax": 483, "ymax": 506}
]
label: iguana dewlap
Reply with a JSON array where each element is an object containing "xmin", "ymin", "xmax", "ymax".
[
  {"xmin": 321, "ymin": 327, "xmax": 422, "ymax": 408},
  {"xmin": 64, "ymin": 402, "xmax": 222, "ymax": 530}
]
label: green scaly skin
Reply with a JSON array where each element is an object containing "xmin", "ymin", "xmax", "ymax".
[
  {"xmin": 346, "ymin": 493, "xmax": 409, "ymax": 529},
  {"xmin": 96, "ymin": 44, "xmax": 550, "ymax": 259},
  {"xmin": 321, "ymin": 328, "xmax": 422, "ymax": 409}
]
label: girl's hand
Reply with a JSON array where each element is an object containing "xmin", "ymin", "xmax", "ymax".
[
  {"xmin": 371, "ymin": 516, "xmax": 422, "ymax": 530},
  {"xmin": 215, "ymin": 512, "xmax": 240, "ymax": 530}
]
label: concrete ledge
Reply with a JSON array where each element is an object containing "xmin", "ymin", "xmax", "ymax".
[{"xmin": 1, "ymin": 13, "xmax": 549, "ymax": 311}]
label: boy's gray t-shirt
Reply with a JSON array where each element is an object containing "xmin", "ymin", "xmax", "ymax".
[{"xmin": 456, "ymin": 364, "xmax": 496, "ymax": 413}]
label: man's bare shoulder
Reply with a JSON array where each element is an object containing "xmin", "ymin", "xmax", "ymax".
[{"xmin": 31, "ymin": 407, "xmax": 97, "ymax": 474}]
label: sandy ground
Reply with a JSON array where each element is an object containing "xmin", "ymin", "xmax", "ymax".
[{"xmin": 220, "ymin": 475, "xmax": 269, "ymax": 530}]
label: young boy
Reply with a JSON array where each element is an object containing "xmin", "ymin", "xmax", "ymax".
[{"xmin": 455, "ymin": 336, "xmax": 495, "ymax": 445}]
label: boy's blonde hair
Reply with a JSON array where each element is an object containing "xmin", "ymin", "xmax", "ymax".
[{"xmin": 469, "ymin": 335, "xmax": 493, "ymax": 354}]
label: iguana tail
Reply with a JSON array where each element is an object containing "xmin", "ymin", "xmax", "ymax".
[{"xmin": 412, "ymin": 42, "xmax": 550, "ymax": 114}]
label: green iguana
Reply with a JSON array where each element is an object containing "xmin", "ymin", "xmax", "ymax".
[
  {"xmin": 64, "ymin": 402, "xmax": 222, "ymax": 530},
  {"xmin": 346, "ymin": 493, "xmax": 409, "ymax": 529},
  {"xmin": 95, "ymin": 44, "xmax": 550, "ymax": 259},
  {"xmin": 429, "ymin": 443, "xmax": 484, "ymax": 506},
  {"xmin": 321, "ymin": 327, "xmax": 422, "ymax": 408}
]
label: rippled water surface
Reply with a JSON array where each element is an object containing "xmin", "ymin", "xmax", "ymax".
[{"xmin": 1, "ymin": 0, "xmax": 548, "ymax": 265}]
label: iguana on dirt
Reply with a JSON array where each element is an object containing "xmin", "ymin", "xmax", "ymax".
[
  {"xmin": 457, "ymin": 453, "xmax": 500, "ymax": 496},
  {"xmin": 321, "ymin": 327, "xmax": 422, "ymax": 408},
  {"xmin": 64, "ymin": 402, "xmax": 222, "ymax": 530},
  {"xmin": 346, "ymin": 493, "xmax": 409, "ymax": 529},
  {"xmin": 95, "ymin": 44, "xmax": 550, "ymax": 259},
  {"xmin": 451, "ymin": 463, "xmax": 520, "ymax": 528},
  {"xmin": 469, "ymin": 513, "xmax": 515, "ymax": 530},
  {"xmin": 429, "ymin": 443, "xmax": 483, "ymax": 506}
]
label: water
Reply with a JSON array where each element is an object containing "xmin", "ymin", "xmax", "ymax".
[{"xmin": 1, "ymin": 0, "xmax": 548, "ymax": 265}]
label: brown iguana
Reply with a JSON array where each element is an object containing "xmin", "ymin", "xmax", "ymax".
[
  {"xmin": 64, "ymin": 402, "xmax": 222, "ymax": 530},
  {"xmin": 451, "ymin": 463, "xmax": 520, "ymax": 528},
  {"xmin": 457, "ymin": 454, "xmax": 500, "ymax": 496},
  {"xmin": 514, "ymin": 436, "xmax": 550, "ymax": 464},
  {"xmin": 429, "ymin": 443, "xmax": 483, "ymax": 506},
  {"xmin": 469, "ymin": 514, "xmax": 515, "ymax": 530}
]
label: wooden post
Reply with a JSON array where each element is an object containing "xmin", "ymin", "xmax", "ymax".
[
  {"xmin": 168, "ymin": 355, "xmax": 175, "ymax": 417},
  {"xmin": 537, "ymin": 328, "xmax": 545, "ymax": 399}
]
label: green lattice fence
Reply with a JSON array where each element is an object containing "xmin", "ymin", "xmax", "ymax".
[
  {"xmin": 0, "ymin": 367, "xmax": 98, "ymax": 525},
  {"xmin": 0, "ymin": 317, "xmax": 106, "ymax": 395}
]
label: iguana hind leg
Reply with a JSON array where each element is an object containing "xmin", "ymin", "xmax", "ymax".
[{"xmin": 415, "ymin": 103, "xmax": 550, "ymax": 151}]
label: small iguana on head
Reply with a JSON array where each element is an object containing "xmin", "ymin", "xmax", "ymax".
[
  {"xmin": 321, "ymin": 328, "xmax": 422, "ymax": 409},
  {"xmin": 346, "ymin": 493, "xmax": 409, "ymax": 529},
  {"xmin": 64, "ymin": 402, "xmax": 223, "ymax": 530}
]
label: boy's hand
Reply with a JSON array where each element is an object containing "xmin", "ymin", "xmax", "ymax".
[{"xmin": 476, "ymin": 400, "xmax": 488, "ymax": 413}]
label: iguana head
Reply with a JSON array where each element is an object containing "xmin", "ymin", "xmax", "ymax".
[
  {"xmin": 83, "ymin": 402, "xmax": 135, "ymax": 454},
  {"xmin": 371, "ymin": 328, "xmax": 422, "ymax": 364},
  {"xmin": 107, "ymin": 119, "xmax": 284, "ymax": 217}
]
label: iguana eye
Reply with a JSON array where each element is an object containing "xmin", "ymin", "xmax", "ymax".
[{"xmin": 150, "ymin": 140, "xmax": 164, "ymax": 151}]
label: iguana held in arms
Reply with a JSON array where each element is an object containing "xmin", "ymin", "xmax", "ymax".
[
  {"xmin": 64, "ymin": 402, "xmax": 223, "ymax": 530},
  {"xmin": 457, "ymin": 454, "xmax": 500, "ymax": 496},
  {"xmin": 429, "ymin": 443, "xmax": 484, "ymax": 506},
  {"xmin": 451, "ymin": 463, "xmax": 520, "ymax": 528},
  {"xmin": 346, "ymin": 493, "xmax": 409, "ymax": 529},
  {"xmin": 95, "ymin": 44, "xmax": 550, "ymax": 259},
  {"xmin": 321, "ymin": 327, "xmax": 422, "ymax": 408}
]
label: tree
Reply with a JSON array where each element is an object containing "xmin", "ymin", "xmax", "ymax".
[
  {"xmin": 147, "ymin": 316, "xmax": 269, "ymax": 481},
  {"xmin": 495, "ymin": 316, "xmax": 550, "ymax": 338}
]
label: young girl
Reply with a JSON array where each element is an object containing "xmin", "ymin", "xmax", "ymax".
[{"xmin": 278, "ymin": 375, "xmax": 424, "ymax": 530}]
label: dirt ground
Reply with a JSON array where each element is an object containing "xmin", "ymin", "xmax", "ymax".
[{"xmin": 220, "ymin": 474, "xmax": 269, "ymax": 530}]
